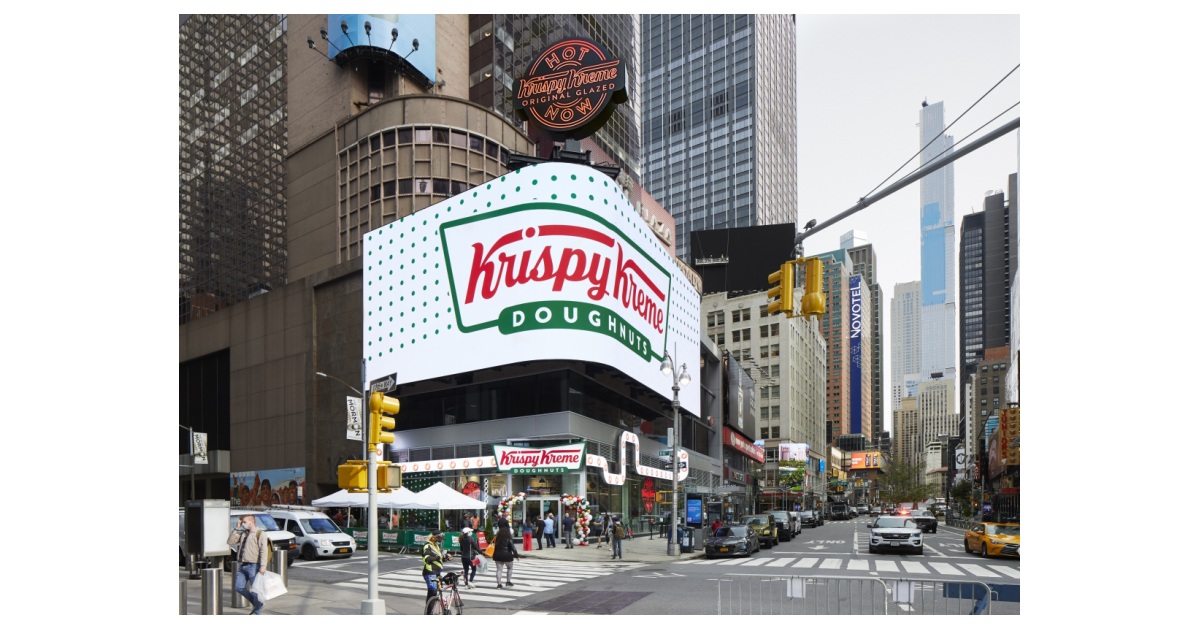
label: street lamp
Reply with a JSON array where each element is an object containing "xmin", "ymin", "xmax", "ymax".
[
  {"xmin": 318, "ymin": 371, "xmax": 366, "ymax": 460},
  {"xmin": 659, "ymin": 349, "xmax": 691, "ymax": 557}
]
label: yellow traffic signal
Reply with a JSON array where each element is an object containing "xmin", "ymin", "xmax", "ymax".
[
  {"xmin": 766, "ymin": 261, "xmax": 794, "ymax": 316},
  {"xmin": 338, "ymin": 460, "xmax": 369, "ymax": 491},
  {"xmin": 369, "ymin": 391, "xmax": 399, "ymax": 446},
  {"xmin": 801, "ymin": 258, "xmax": 825, "ymax": 318}
]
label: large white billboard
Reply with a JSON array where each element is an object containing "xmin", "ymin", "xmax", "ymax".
[{"xmin": 363, "ymin": 162, "xmax": 701, "ymax": 415}]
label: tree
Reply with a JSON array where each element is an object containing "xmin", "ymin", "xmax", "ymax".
[{"xmin": 874, "ymin": 460, "xmax": 939, "ymax": 505}]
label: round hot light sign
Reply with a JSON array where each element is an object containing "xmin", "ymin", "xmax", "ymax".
[{"xmin": 513, "ymin": 37, "xmax": 628, "ymax": 140}]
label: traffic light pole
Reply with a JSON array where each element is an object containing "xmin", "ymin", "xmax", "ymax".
[
  {"xmin": 360, "ymin": 359, "xmax": 384, "ymax": 615},
  {"xmin": 794, "ymin": 117, "xmax": 1019, "ymax": 257}
]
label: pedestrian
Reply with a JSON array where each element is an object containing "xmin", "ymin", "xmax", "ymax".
[
  {"xmin": 333, "ymin": 510, "xmax": 345, "ymax": 526},
  {"xmin": 710, "ymin": 517, "xmax": 723, "ymax": 534},
  {"xmin": 596, "ymin": 514, "xmax": 612, "ymax": 549},
  {"xmin": 459, "ymin": 527, "xmax": 478, "ymax": 588},
  {"xmin": 611, "ymin": 515, "xmax": 625, "ymax": 560},
  {"xmin": 533, "ymin": 514, "xmax": 544, "ymax": 549},
  {"xmin": 491, "ymin": 519, "xmax": 521, "ymax": 589},
  {"xmin": 421, "ymin": 529, "xmax": 449, "ymax": 614},
  {"xmin": 227, "ymin": 514, "xmax": 269, "ymax": 614},
  {"xmin": 543, "ymin": 512, "xmax": 557, "ymax": 548},
  {"xmin": 562, "ymin": 512, "xmax": 575, "ymax": 548}
]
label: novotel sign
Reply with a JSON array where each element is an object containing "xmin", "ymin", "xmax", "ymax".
[
  {"xmin": 362, "ymin": 162, "xmax": 701, "ymax": 415},
  {"xmin": 513, "ymin": 37, "xmax": 628, "ymax": 140},
  {"xmin": 849, "ymin": 274, "xmax": 864, "ymax": 435},
  {"xmin": 493, "ymin": 443, "xmax": 586, "ymax": 475}
]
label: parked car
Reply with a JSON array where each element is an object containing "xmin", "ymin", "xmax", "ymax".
[
  {"xmin": 910, "ymin": 509, "xmax": 938, "ymax": 534},
  {"xmin": 856, "ymin": 505, "xmax": 869, "ymax": 516},
  {"xmin": 765, "ymin": 510, "xmax": 797, "ymax": 541},
  {"xmin": 830, "ymin": 503, "xmax": 852, "ymax": 521},
  {"xmin": 798, "ymin": 510, "xmax": 818, "ymax": 528},
  {"xmin": 869, "ymin": 506, "xmax": 883, "ymax": 517},
  {"xmin": 964, "ymin": 522, "xmax": 1020, "ymax": 558},
  {"xmin": 740, "ymin": 514, "xmax": 778, "ymax": 547},
  {"xmin": 867, "ymin": 515, "xmax": 923, "ymax": 555},
  {"xmin": 269, "ymin": 508, "xmax": 356, "ymax": 560},
  {"xmin": 704, "ymin": 524, "xmax": 760, "ymax": 558}
]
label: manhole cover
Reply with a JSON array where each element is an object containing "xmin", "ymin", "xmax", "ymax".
[{"xmin": 525, "ymin": 590, "xmax": 652, "ymax": 614}]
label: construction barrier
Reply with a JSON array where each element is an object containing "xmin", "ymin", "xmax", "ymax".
[{"xmin": 714, "ymin": 574, "xmax": 1019, "ymax": 615}]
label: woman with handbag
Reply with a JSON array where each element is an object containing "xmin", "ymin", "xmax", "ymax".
[{"xmin": 491, "ymin": 519, "xmax": 521, "ymax": 589}]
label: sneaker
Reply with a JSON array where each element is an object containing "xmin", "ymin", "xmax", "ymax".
[
  {"xmin": 505, "ymin": 582, "xmax": 514, "ymax": 587},
  {"xmin": 497, "ymin": 585, "xmax": 503, "ymax": 589}
]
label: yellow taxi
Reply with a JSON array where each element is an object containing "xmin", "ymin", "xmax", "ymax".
[
  {"xmin": 740, "ymin": 514, "xmax": 778, "ymax": 548},
  {"xmin": 964, "ymin": 522, "xmax": 1020, "ymax": 558}
]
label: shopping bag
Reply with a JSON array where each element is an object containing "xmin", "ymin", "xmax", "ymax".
[
  {"xmin": 483, "ymin": 543, "xmax": 495, "ymax": 559},
  {"xmin": 471, "ymin": 556, "xmax": 481, "ymax": 567},
  {"xmin": 251, "ymin": 571, "xmax": 287, "ymax": 600},
  {"xmin": 477, "ymin": 557, "xmax": 491, "ymax": 574}
]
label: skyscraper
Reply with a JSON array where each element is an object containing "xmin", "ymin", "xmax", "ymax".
[
  {"xmin": 842, "ymin": 231, "xmax": 884, "ymax": 448},
  {"xmin": 890, "ymin": 280, "xmax": 921, "ymax": 410},
  {"xmin": 918, "ymin": 101, "xmax": 956, "ymax": 376},
  {"xmin": 640, "ymin": 14, "xmax": 797, "ymax": 261}
]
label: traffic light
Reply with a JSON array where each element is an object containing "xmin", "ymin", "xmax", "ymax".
[
  {"xmin": 369, "ymin": 391, "xmax": 399, "ymax": 446},
  {"xmin": 766, "ymin": 261, "xmax": 794, "ymax": 316},
  {"xmin": 338, "ymin": 460, "xmax": 402, "ymax": 492},
  {"xmin": 800, "ymin": 257, "xmax": 825, "ymax": 318}
]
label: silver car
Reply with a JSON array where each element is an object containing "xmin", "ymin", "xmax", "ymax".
[{"xmin": 867, "ymin": 515, "xmax": 923, "ymax": 555}]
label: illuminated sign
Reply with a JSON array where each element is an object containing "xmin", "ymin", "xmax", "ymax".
[
  {"xmin": 363, "ymin": 162, "xmax": 701, "ymax": 416},
  {"xmin": 849, "ymin": 275, "xmax": 864, "ymax": 434},
  {"xmin": 849, "ymin": 452, "xmax": 885, "ymax": 470},
  {"xmin": 724, "ymin": 427, "xmax": 765, "ymax": 463},
  {"xmin": 513, "ymin": 37, "xmax": 628, "ymax": 140},
  {"xmin": 493, "ymin": 443, "xmax": 586, "ymax": 475}
]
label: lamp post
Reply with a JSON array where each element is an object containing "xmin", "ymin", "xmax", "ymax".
[
  {"xmin": 659, "ymin": 348, "xmax": 691, "ymax": 557},
  {"xmin": 317, "ymin": 371, "xmax": 366, "ymax": 460}
]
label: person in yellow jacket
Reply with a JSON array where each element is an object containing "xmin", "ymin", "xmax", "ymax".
[{"xmin": 422, "ymin": 530, "xmax": 449, "ymax": 614}]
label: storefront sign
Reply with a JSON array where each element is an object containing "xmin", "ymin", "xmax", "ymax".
[
  {"xmin": 724, "ymin": 427, "xmax": 765, "ymax": 463},
  {"xmin": 363, "ymin": 162, "xmax": 701, "ymax": 416},
  {"xmin": 513, "ymin": 37, "xmax": 628, "ymax": 140},
  {"xmin": 493, "ymin": 443, "xmax": 586, "ymax": 474}
]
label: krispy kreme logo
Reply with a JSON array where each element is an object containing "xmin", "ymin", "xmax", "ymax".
[
  {"xmin": 513, "ymin": 37, "xmax": 628, "ymax": 140},
  {"xmin": 493, "ymin": 443, "xmax": 587, "ymax": 475},
  {"xmin": 441, "ymin": 203, "xmax": 671, "ymax": 361}
]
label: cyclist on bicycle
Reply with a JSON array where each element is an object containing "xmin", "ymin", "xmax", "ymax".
[{"xmin": 422, "ymin": 529, "xmax": 449, "ymax": 614}]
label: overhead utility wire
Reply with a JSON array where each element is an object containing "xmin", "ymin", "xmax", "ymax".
[{"xmin": 862, "ymin": 63, "xmax": 1021, "ymax": 201}]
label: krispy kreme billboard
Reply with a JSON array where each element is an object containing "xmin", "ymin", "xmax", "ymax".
[
  {"xmin": 493, "ymin": 443, "xmax": 586, "ymax": 475},
  {"xmin": 362, "ymin": 162, "xmax": 701, "ymax": 415}
]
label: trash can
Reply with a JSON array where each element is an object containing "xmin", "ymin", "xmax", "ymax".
[
  {"xmin": 677, "ymin": 527, "xmax": 694, "ymax": 553},
  {"xmin": 523, "ymin": 530, "xmax": 532, "ymax": 552}
]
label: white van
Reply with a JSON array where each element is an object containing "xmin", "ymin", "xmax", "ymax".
[{"xmin": 268, "ymin": 508, "xmax": 356, "ymax": 560}]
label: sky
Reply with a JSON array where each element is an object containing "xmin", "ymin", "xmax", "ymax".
[{"xmin": 794, "ymin": 14, "xmax": 1020, "ymax": 430}]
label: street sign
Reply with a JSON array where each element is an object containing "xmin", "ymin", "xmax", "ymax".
[
  {"xmin": 658, "ymin": 449, "xmax": 672, "ymax": 458},
  {"xmin": 370, "ymin": 374, "xmax": 397, "ymax": 394}
]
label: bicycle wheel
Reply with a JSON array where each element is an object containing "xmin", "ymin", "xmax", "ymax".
[
  {"xmin": 426, "ymin": 595, "xmax": 450, "ymax": 615},
  {"xmin": 452, "ymin": 590, "xmax": 464, "ymax": 615}
]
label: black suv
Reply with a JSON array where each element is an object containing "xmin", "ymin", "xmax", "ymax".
[{"xmin": 765, "ymin": 510, "xmax": 796, "ymax": 541}]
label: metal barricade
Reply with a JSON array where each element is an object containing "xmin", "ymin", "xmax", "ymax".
[{"xmin": 715, "ymin": 574, "xmax": 1018, "ymax": 615}]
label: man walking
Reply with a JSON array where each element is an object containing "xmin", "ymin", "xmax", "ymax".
[
  {"xmin": 533, "ymin": 514, "xmax": 544, "ymax": 549},
  {"xmin": 543, "ymin": 512, "xmax": 557, "ymax": 548},
  {"xmin": 227, "ymin": 514, "xmax": 269, "ymax": 614}
]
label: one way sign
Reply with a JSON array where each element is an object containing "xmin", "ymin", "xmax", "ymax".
[{"xmin": 370, "ymin": 374, "xmax": 397, "ymax": 394}]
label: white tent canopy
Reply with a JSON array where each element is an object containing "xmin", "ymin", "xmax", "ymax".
[
  {"xmin": 311, "ymin": 487, "xmax": 430, "ymax": 509},
  {"xmin": 411, "ymin": 482, "xmax": 487, "ymax": 511}
]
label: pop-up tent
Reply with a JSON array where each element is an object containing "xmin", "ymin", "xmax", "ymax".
[
  {"xmin": 411, "ymin": 481, "xmax": 489, "ymax": 510},
  {"xmin": 311, "ymin": 487, "xmax": 429, "ymax": 509}
]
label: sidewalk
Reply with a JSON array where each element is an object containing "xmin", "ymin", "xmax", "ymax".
[{"xmin": 178, "ymin": 531, "xmax": 703, "ymax": 615}]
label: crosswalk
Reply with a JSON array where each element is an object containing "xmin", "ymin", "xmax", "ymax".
[
  {"xmin": 334, "ymin": 558, "xmax": 642, "ymax": 604},
  {"xmin": 682, "ymin": 556, "xmax": 1019, "ymax": 579}
]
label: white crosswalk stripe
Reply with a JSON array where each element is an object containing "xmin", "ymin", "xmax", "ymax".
[
  {"xmin": 959, "ymin": 563, "xmax": 1000, "ymax": 578},
  {"xmin": 818, "ymin": 559, "xmax": 843, "ymax": 569},
  {"xmin": 929, "ymin": 562, "xmax": 962, "ymax": 576},
  {"xmin": 335, "ymin": 559, "xmax": 641, "ymax": 604},
  {"xmin": 874, "ymin": 560, "xmax": 901, "ymax": 572},
  {"xmin": 986, "ymin": 564, "xmax": 1021, "ymax": 579},
  {"xmin": 793, "ymin": 557, "xmax": 820, "ymax": 568},
  {"xmin": 900, "ymin": 562, "xmax": 930, "ymax": 574},
  {"xmin": 847, "ymin": 559, "xmax": 870, "ymax": 571},
  {"xmin": 766, "ymin": 558, "xmax": 794, "ymax": 567}
]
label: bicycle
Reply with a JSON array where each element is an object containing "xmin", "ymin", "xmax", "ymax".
[{"xmin": 425, "ymin": 571, "xmax": 465, "ymax": 615}]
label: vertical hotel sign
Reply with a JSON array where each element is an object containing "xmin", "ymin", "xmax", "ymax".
[
  {"xmin": 848, "ymin": 275, "xmax": 864, "ymax": 434},
  {"xmin": 514, "ymin": 37, "xmax": 628, "ymax": 140},
  {"xmin": 1000, "ymin": 407, "xmax": 1020, "ymax": 466}
]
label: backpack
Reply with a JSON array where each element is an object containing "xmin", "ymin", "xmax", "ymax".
[{"xmin": 613, "ymin": 521, "xmax": 624, "ymax": 539}]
